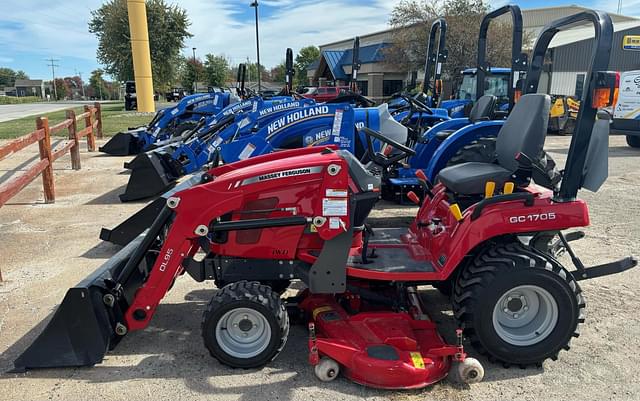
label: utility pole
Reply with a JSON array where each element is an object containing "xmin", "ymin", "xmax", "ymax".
[
  {"xmin": 46, "ymin": 58, "xmax": 60, "ymax": 100},
  {"xmin": 247, "ymin": 56, "xmax": 252, "ymax": 84},
  {"xmin": 192, "ymin": 47, "xmax": 197, "ymax": 92},
  {"xmin": 75, "ymin": 69, "xmax": 86, "ymax": 100},
  {"xmin": 618, "ymin": 0, "xmax": 623, "ymax": 13},
  {"xmin": 250, "ymin": 1, "xmax": 262, "ymax": 93}
]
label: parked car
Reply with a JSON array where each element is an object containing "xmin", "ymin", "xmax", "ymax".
[
  {"xmin": 165, "ymin": 88, "xmax": 187, "ymax": 102},
  {"xmin": 302, "ymin": 86, "xmax": 349, "ymax": 102}
]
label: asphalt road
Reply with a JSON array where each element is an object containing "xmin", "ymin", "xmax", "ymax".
[{"xmin": 0, "ymin": 101, "xmax": 112, "ymax": 123}]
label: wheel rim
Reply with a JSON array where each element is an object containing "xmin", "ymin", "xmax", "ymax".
[
  {"xmin": 215, "ymin": 307, "xmax": 272, "ymax": 359},
  {"xmin": 492, "ymin": 285, "xmax": 559, "ymax": 346}
]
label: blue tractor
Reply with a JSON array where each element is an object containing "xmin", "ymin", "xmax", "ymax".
[
  {"xmin": 99, "ymin": 90, "xmax": 238, "ymax": 156},
  {"xmin": 381, "ymin": 5, "xmax": 529, "ymax": 201}
]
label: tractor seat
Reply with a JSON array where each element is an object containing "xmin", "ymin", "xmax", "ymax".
[
  {"xmin": 438, "ymin": 162, "xmax": 513, "ymax": 194},
  {"xmin": 437, "ymin": 94, "xmax": 551, "ymax": 195},
  {"xmin": 434, "ymin": 95, "xmax": 497, "ymax": 141}
]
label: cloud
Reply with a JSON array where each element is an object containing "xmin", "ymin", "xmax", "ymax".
[
  {"xmin": 180, "ymin": 0, "xmax": 401, "ymax": 67},
  {"xmin": 0, "ymin": 0, "xmax": 401, "ymax": 77}
]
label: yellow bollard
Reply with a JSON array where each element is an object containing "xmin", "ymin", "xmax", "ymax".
[{"xmin": 127, "ymin": 0, "xmax": 155, "ymax": 113}]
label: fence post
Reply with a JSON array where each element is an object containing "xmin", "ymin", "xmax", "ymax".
[
  {"xmin": 36, "ymin": 116, "xmax": 55, "ymax": 203},
  {"xmin": 66, "ymin": 109, "xmax": 81, "ymax": 170},
  {"xmin": 94, "ymin": 102, "xmax": 103, "ymax": 139},
  {"xmin": 84, "ymin": 105, "xmax": 96, "ymax": 152}
]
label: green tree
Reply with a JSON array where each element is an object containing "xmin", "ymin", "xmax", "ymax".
[
  {"xmin": 0, "ymin": 67, "xmax": 29, "ymax": 87},
  {"xmin": 53, "ymin": 78, "xmax": 69, "ymax": 100},
  {"xmin": 204, "ymin": 54, "xmax": 230, "ymax": 87},
  {"xmin": 88, "ymin": 0, "xmax": 192, "ymax": 91},
  {"xmin": 179, "ymin": 57, "xmax": 204, "ymax": 91},
  {"xmin": 89, "ymin": 69, "xmax": 108, "ymax": 100},
  {"xmin": 386, "ymin": 0, "xmax": 532, "ymax": 85},
  {"xmin": 270, "ymin": 62, "xmax": 286, "ymax": 84},
  {"xmin": 294, "ymin": 46, "xmax": 320, "ymax": 86}
]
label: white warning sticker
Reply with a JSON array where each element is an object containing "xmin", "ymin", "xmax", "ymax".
[
  {"xmin": 238, "ymin": 143, "xmax": 256, "ymax": 160},
  {"xmin": 238, "ymin": 117, "xmax": 251, "ymax": 129},
  {"xmin": 329, "ymin": 217, "xmax": 341, "ymax": 229},
  {"xmin": 322, "ymin": 198, "xmax": 348, "ymax": 216},
  {"xmin": 326, "ymin": 189, "xmax": 347, "ymax": 197},
  {"xmin": 331, "ymin": 109, "xmax": 343, "ymax": 136}
]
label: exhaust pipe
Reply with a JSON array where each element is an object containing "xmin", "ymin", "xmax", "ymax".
[
  {"xmin": 99, "ymin": 130, "xmax": 146, "ymax": 156},
  {"xmin": 119, "ymin": 153, "xmax": 178, "ymax": 202},
  {"xmin": 14, "ymin": 236, "xmax": 145, "ymax": 370}
]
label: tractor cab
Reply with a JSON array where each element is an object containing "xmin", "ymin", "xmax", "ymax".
[{"xmin": 442, "ymin": 67, "xmax": 511, "ymax": 117}]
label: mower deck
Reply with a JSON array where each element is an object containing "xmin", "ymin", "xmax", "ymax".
[{"xmin": 302, "ymin": 294, "xmax": 462, "ymax": 389}]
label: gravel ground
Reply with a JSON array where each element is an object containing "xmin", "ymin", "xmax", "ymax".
[{"xmin": 0, "ymin": 136, "xmax": 638, "ymax": 401}]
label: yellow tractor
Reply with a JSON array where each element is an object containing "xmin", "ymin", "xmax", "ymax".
[{"xmin": 549, "ymin": 95, "xmax": 580, "ymax": 135}]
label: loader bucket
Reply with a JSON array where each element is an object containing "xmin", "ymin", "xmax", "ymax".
[
  {"xmin": 99, "ymin": 131, "xmax": 144, "ymax": 156},
  {"xmin": 119, "ymin": 153, "xmax": 177, "ymax": 202},
  {"xmin": 14, "ymin": 237, "xmax": 145, "ymax": 370},
  {"xmin": 100, "ymin": 197, "xmax": 165, "ymax": 246},
  {"xmin": 102, "ymin": 172, "xmax": 205, "ymax": 245}
]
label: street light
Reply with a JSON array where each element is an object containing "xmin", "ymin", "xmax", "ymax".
[
  {"xmin": 250, "ymin": 1, "xmax": 261, "ymax": 93},
  {"xmin": 192, "ymin": 47, "xmax": 198, "ymax": 92}
]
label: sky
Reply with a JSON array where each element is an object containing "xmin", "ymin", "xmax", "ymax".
[{"xmin": 0, "ymin": 0, "xmax": 637, "ymax": 81}]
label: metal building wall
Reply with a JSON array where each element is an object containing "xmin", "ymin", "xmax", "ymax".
[{"xmin": 550, "ymin": 26, "xmax": 640, "ymax": 96}]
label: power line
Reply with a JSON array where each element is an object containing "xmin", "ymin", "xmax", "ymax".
[{"xmin": 46, "ymin": 58, "xmax": 60, "ymax": 100}]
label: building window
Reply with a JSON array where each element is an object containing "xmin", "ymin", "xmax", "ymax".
[
  {"xmin": 383, "ymin": 80, "xmax": 403, "ymax": 96},
  {"xmin": 575, "ymin": 74, "xmax": 585, "ymax": 98},
  {"xmin": 357, "ymin": 80, "xmax": 368, "ymax": 96}
]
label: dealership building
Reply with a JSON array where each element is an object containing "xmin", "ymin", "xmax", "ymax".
[{"xmin": 307, "ymin": 5, "xmax": 640, "ymax": 102}]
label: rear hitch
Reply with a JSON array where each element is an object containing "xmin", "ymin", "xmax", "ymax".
[{"xmin": 557, "ymin": 232, "xmax": 638, "ymax": 280}]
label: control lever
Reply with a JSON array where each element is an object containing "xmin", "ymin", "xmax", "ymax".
[{"xmin": 415, "ymin": 169, "xmax": 435, "ymax": 198}]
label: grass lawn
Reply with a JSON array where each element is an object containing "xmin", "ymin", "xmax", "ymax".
[{"xmin": 0, "ymin": 103, "xmax": 155, "ymax": 140}]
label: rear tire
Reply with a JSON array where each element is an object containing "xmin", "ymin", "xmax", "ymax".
[
  {"xmin": 446, "ymin": 137, "xmax": 497, "ymax": 166},
  {"xmin": 626, "ymin": 135, "xmax": 640, "ymax": 148},
  {"xmin": 202, "ymin": 281, "xmax": 289, "ymax": 368},
  {"xmin": 172, "ymin": 121, "xmax": 198, "ymax": 138},
  {"xmin": 453, "ymin": 242, "xmax": 584, "ymax": 366}
]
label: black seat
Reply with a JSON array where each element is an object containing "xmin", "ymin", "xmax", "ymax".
[
  {"xmin": 435, "ymin": 95, "xmax": 497, "ymax": 141},
  {"xmin": 438, "ymin": 94, "xmax": 551, "ymax": 195}
]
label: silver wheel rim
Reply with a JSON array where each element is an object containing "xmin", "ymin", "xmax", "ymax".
[
  {"xmin": 492, "ymin": 285, "xmax": 558, "ymax": 346},
  {"xmin": 215, "ymin": 307, "xmax": 272, "ymax": 359}
]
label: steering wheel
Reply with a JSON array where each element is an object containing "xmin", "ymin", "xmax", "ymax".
[{"xmin": 358, "ymin": 126, "xmax": 416, "ymax": 168}]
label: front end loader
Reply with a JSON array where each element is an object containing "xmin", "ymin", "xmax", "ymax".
[{"xmin": 99, "ymin": 91, "xmax": 236, "ymax": 156}]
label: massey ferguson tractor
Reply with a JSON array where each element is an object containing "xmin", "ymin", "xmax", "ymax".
[{"xmin": 14, "ymin": 10, "xmax": 636, "ymax": 390}]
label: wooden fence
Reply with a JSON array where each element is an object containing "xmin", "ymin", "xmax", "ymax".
[{"xmin": 0, "ymin": 102, "xmax": 103, "ymax": 209}]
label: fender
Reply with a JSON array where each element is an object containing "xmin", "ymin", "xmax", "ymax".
[
  {"xmin": 425, "ymin": 120, "xmax": 504, "ymax": 180},
  {"xmin": 407, "ymin": 118, "xmax": 471, "ymax": 170},
  {"xmin": 423, "ymin": 186, "xmax": 590, "ymax": 280}
]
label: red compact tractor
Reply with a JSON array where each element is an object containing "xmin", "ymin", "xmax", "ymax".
[{"xmin": 15, "ymin": 10, "xmax": 636, "ymax": 390}]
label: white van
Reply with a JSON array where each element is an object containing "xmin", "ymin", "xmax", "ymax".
[{"xmin": 612, "ymin": 70, "xmax": 640, "ymax": 147}]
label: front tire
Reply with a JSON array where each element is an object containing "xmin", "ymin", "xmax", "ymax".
[
  {"xmin": 202, "ymin": 281, "xmax": 289, "ymax": 368},
  {"xmin": 627, "ymin": 135, "xmax": 640, "ymax": 148},
  {"xmin": 453, "ymin": 242, "xmax": 584, "ymax": 366}
]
